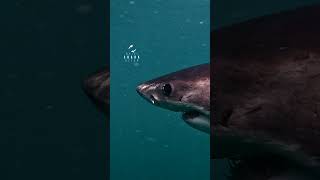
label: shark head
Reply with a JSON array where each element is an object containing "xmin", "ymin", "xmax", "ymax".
[
  {"xmin": 82, "ymin": 67, "xmax": 110, "ymax": 114},
  {"xmin": 136, "ymin": 64, "xmax": 210, "ymax": 133}
]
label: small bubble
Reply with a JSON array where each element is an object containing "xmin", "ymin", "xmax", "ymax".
[
  {"xmin": 45, "ymin": 105, "xmax": 54, "ymax": 110},
  {"xmin": 153, "ymin": 10, "xmax": 159, "ymax": 14},
  {"xmin": 201, "ymin": 43, "xmax": 207, "ymax": 47},
  {"xmin": 120, "ymin": 83, "xmax": 129, "ymax": 88},
  {"xmin": 279, "ymin": 46, "xmax": 288, "ymax": 50},
  {"xmin": 128, "ymin": 19, "xmax": 135, "ymax": 23},
  {"xmin": 146, "ymin": 137, "xmax": 156, "ymax": 142},
  {"xmin": 5, "ymin": 90, "xmax": 14, "ymax": 97},
  {"xmin": 129, "ymin": 1, "xmax": 135, "ymax": 5},
  {"xmin": 7, "ymin": 73, "xmax": 18, "ymax": 79},
  {"xmin": 135, "ymin": 129, "xmax": 142, "ymax": 133},
  {"xmin": 199, "ymin": 21, "xmax": 204, "ymax": 25},
  {"xmin": 76, "ymin": 4, "xmax": 93, "ymax": 14}
]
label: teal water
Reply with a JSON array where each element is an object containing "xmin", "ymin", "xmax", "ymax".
[
  {"xmin": 111, "ymin": 0, "xmax": 320, "ymax": 180},
  {"xmin": 110, "ymin": 0, "xmax": 210, "ymax": 180}
]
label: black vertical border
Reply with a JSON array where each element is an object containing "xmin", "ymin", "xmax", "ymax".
[
  {"xmin": 106, "ymin": 0, "xmax": 110, "ymax": 179},
  {"xmin": 210, "ymin": 0, "xmax": 214, "ymax": 179},
  {"xmin": 97, "ymin": 0, "xmax": 110, "ymax": 179}
]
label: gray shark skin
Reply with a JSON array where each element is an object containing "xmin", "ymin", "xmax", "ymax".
[
  {"xmin": 136, "ymin": 64, "xmax": 210, "ymax": 133},
  {"xmin": 82, "ymin": 67, "xmax": 109, "ymax": 114},
  {"xmin": 211, "ymin": 4, "xmax": 320, "ymax": 179}
]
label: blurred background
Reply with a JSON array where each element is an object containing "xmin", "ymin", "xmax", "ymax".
[
  {"xmin": 1, "ymin": 0, "xmax": 108, "ymax": 179},
  {"xmin": 212, "ymin": 0, "xmax": 320, "ymax": 179}
]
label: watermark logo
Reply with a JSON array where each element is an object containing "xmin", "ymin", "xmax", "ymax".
[{"xmin": 123, "ymin": 44, "xmax": 140, "ymax": 64}]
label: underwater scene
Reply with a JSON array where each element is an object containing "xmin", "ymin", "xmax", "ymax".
[
  {"xmin": 110, "ymin": 0, "xmax": 210, "ymax": 180},
  {"xmin": 4, "ymin": 0, "xmax": 320, "ymax": 180},
  {"xmin": 111, "ymin": 0, "xmax": 320, "ymax": 180}
]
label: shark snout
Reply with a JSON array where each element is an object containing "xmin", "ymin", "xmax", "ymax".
[
  {"xmin": 136, "ymin": 83, "xmax": 159, "ymax": 104},
  {"xmin": 82, "ymin": 76, "xmax": 98, "ymax": 98},
  {"xmin": 136, "ymin": 84, "xmax": 145, "ymax": 95},
  {"xmin": 136, "ymin": 84, "xmax": 146, "ymax": 97},
  {"xmin": 82, "ymin": 68, "xmax": 110, "ymax": 113}
]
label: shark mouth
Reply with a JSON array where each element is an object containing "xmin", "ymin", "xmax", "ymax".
[{"xmin": 135, "ymin": 84, "xmax": 210, "ymax": 133}]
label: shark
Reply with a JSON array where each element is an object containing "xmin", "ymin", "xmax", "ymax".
[
  {"xmin": 82, "ymin": 4, "xmax": 320, "ymax": 180},
  {"xmin": 136, "ymin": 64, "xmax": 210, "ymax": 133},
  {"xmin": 136, "ymin": 4, "xmax": 320, "ymax": 179},
  {"xmin": 82, "ymin": 67, "xmax": 110, "ymax": 115},
  {"xmin": 82, "ymin": 66, "xmax": 110, "ymax": 176},
  {"xmin": 211, "ymin": 5, "xmax": 320, "ymax": 167}
]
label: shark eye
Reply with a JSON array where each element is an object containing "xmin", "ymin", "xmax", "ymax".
[{"xmin": 162, "ymin": 83, "xmax": 172, "ymax": 96}]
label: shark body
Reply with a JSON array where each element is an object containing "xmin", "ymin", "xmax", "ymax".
[
  {"xmin": 211, "ymin": 5, "xmax": 320, "ymax": 164},
  {"xmin": 82, "ymin": 5, "xmax": 320, "ymax": 180},
  {"xmin": 136, "ymin": 4, "xmax": 320, "ymax": 179}
]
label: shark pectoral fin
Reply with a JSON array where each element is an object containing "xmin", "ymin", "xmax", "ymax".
[{"xmin": 183, "ymin": 115, "xmax": 210, "ymax": 134}]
